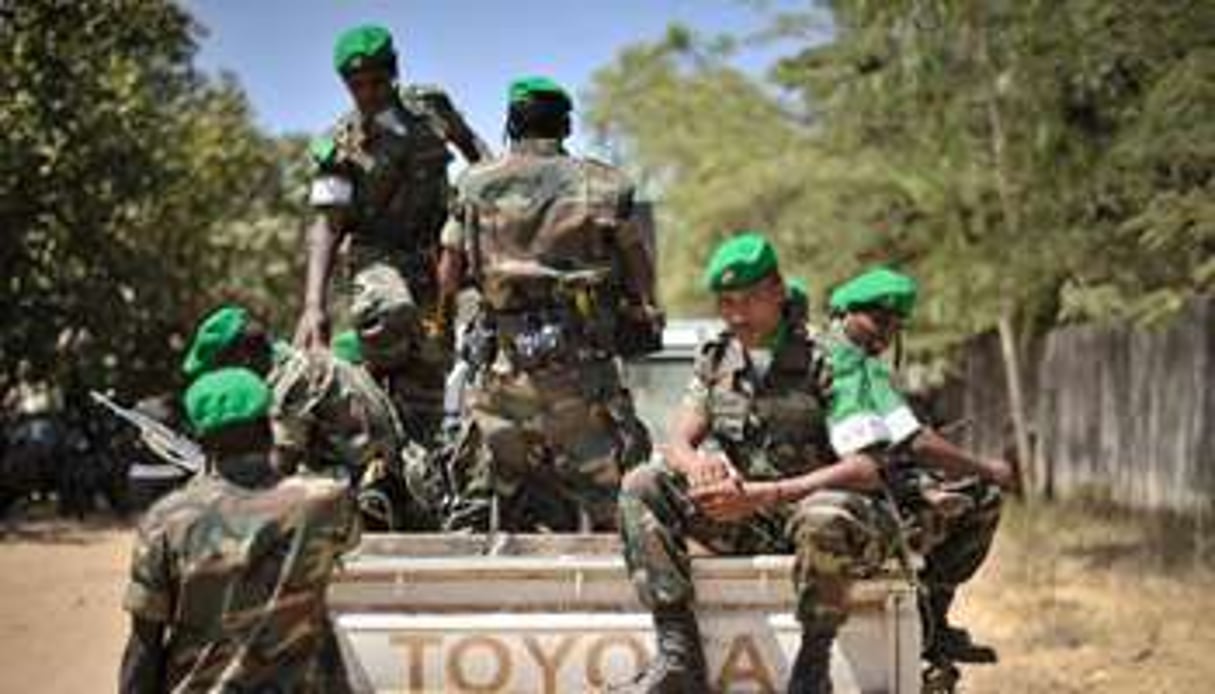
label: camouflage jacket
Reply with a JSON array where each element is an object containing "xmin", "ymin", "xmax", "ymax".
[
  {"xmin": 310, "ymin": 85, "xmax": 473, "ymax": 260},
  {"xmin": 123, "ymin": 457, "xmax": 359, "ymax": 692},
  {"xmin": 684, "ymin": 303, "xmax": 835, "ymax": 480},
  {"xmin": 440, "ymin": 138, "xmax": 647, "ymax": 318},
  {"xmin": 268, "ymin": 343, "xmax": 404, "ymax": 474}
]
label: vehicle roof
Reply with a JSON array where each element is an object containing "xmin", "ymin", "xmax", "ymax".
[{"xmin": 646, "ymin": 318, "xmax": 722, "ymax": 361}]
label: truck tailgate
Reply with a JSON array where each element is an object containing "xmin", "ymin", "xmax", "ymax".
[{"xmin": 329, "ymin": 534, "xmax": 921, "ymax": 693}]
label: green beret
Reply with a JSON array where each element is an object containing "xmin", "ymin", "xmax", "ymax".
[
  {"xmin": 508, "ymin": 76, "xmax": 571, "ymax": 105},
  {"xmin": 334, "ymin": 24, "xmax": 396, "ymax": 74},
  {"xmin": 829, "ymin": 267, "xmax": 919, "ymax": 318},
  {"xmin": 330, "ymin": 329, "xmax": 363, "ymax": 365},
  {"xmin": 183, "ymin": 367, "xmax": 271, "ymax": 437},
  {"xmin": 182, "ymin": 306, "xmax": 249, "ymax": 381},
  {"xmin": 704, "ymin": 231, "xmax": 780, "ymax": 292}
]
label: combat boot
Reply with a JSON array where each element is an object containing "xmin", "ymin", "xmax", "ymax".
[
  {"xmin": 921, "ymin": 588, "xmax": 997, "ymax": 664},
  {"xmin": 921, "ymin": 659, "xmax": 960, "ymax": 694},
  {"xmin": 786, "ymin": 623, "xmax": 835, "ymax": 694},
  {"xmin": 615, "ymin": 608, "xmax": 709, "ymax": 693}
]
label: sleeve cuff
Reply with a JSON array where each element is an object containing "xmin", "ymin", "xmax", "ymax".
[
  {"xmin": 884, "ymin": 404, "xmax": 922, "ymax": 445},
  {"xmin": 309, "ymin": 176, "xmax": 353, "ymax": 207},
  {"xmin": 830, "ymin": 412, "xmax": 891, "ymax": 455}
]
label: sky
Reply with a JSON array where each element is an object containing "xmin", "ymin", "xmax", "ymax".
[{"xmin": 186, "ymin": 0, "xmax": 809, "ymax": 151}]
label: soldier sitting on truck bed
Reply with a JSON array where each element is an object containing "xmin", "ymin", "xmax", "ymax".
[
  {"xmin": 615, "ymin": 234, "xmax": 1012, "ymax": 693},
  {"xmin": 824, "ymin": 267, "xmax": 1012, "ymax": 692}
]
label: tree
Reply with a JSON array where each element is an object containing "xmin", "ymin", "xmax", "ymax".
[{"xmin": 0, "ymin": 0, "xmax": 308, "ymax": 409}]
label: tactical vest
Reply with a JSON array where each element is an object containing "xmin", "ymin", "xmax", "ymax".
[
  {"xmin": 331, "ymin": 87, "xmax": 454, "ymax": 257},
  {"xmin": 700, "ymin": 311, "xmax": 835, "ymax": 480}
]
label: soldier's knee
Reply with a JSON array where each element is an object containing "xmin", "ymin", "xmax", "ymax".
[
  {"xmin": 970, "ymin": 482, "xmax": 1003, "ymax": 530},
  {"xmin": 792, "ymin": 516, "xmax": 853, "ymax": 574},
  {"xmin": 790, "ymin": 493, "xmax": 884, "ymax": 579}
]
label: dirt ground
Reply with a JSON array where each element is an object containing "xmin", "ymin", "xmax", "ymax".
[{"xmin": 0, "ymin": 501, "xmax": 1210, "ymax": 693}]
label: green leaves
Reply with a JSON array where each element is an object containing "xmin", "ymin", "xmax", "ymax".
[
  {"xmin": 586, "ymin": 0, "xmax": 1213, "ymax": 349},
  {"xmin": 1, "ymin": 0, "xmax": 307, "ymax": 404}
]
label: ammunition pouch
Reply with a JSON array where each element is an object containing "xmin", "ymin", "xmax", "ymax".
[{"xmin": 494, "ymin": 308, "xmax": 588, "ymax": 370}]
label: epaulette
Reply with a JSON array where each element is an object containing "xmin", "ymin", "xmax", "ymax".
[
  {"xmin": 579, "ymin": 156, "xmax": 629, "ymax": 182},
  {"xmin": 403, "ymin": 83, "xmax": 454, "ymax": 111}
]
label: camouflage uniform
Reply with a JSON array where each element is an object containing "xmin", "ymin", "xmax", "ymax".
[
  {"xmin": 310, "ymin": 84, "xmax": 476, "ymax": 443},
  {"xmin": 269, "ymin": 342, "xmax": 403, "ymax": 475},
  {"xmin": 269, "ymin": 342, "xmax": 430, "ymax": 530},
  {"xmin": 824, "ymin": 325, "xmax": 1002, "ymax": 672},
  {"xmin": 123, "ymin": 454, "xmax": 359, "ymax": 692},
  {"xmin": 439, "ymin": 138, "xmax": 652, "ymax": 531},
  {"xmin": 620, "ymin": 303, "xmax": 896, "ymax": 629}
]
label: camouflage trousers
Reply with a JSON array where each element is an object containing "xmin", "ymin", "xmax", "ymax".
[
  {"xmin": 618, "ymin": 461, "xmax": 900, "ymax": 629},
  {"xmin": 348, "ymin": 247, "xmax": 452, "ymax": 445},
  {"xmin": 444, "ymin": 357, "xmax": 651, "ymax": 532},
  {"xmin": 911, "ymin": 473, "xmax": 1002, "ymax": 640}
]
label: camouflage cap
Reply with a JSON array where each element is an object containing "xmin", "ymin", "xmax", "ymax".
[
  {"xmin": 508, "ymin": 76, "xmax": 571, "ymax": 106},
  {"xmin": 330, "ymin": 329, "xmax": 363, "ymax": 365},
  {"xmin": 704, "ymin": 231, "xmax": 780, "ymax": 292},
  {"xmin": 182, "ymin": 306, "xmax": 249, "ymax": 382},
  {"xmin": 183, "ymin": 367, "xmax": 271, "ymax": 437},
  {"xmin": 334, "ymin": 24, "xmax": 396, "ymax": 74},
  {"xmin": 829, "ymin": 267, "xmax": 919, "ymax": 318}
]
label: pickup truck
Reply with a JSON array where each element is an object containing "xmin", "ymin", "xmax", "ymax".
[{"xmin": 329, "ymin": 320, "xmax": 923, "ymax": 693}]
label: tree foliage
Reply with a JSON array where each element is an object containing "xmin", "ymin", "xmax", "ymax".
[
  {"xmin": 585, "ymin": 1, "xmax": 1214, "ymax": 348},
  {"xmin": 0, "ymin": 0, "xmax": 308, "ymax": 407}
]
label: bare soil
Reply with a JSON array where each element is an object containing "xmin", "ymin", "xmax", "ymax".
[{"xmin": 0, "ymin": 501, "xmax": 1210, "ymax": 693}]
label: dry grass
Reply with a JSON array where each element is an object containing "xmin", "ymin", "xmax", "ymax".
[{"xmin": 955, "ymin": 499, "xmax": 1215, "ymax": 693}]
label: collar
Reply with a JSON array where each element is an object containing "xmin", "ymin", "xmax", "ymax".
[
  {"xmin": 212, "ymin": 453, "xmax": 280, "ymax": 489},
  {"xmin": 510, "ymin": 138, "xmax": 565, "ymax": 156}
]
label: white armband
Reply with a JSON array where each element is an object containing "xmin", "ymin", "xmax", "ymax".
[{"xmin": 309, "ymin": 176, "xmax": 353, "ymax": 207}]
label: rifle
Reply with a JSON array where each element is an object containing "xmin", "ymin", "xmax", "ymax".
[{"xmin": 90, "ymin": 391, "xmax": 204, "ymax": 474}]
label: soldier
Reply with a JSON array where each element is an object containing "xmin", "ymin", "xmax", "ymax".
[
  {"xmin": 119, "ymin": 367, "xmax": 359, "ymax": 692},
  {"xmin": 182, "ymin": 305, "xmax": 419, "ymax": 529},
  {"xmin": 616, "ymin": 234, "xmax": 1009, "ymax": 693},
  {"xmin": 436, "ymin": 76, "xmax": 662, "ymax": 531},
  {"xmin": 295, "ymin": 23, "xmax": 489, "ymax": 444},
  {"xmin": 825, "ymin": 267, "xmax": 1012, "ymax": 690}
]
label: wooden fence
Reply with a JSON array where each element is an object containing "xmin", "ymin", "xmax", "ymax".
[{"xmin": 933, "ymin": 298, "xmax": 1214, "ymax": 512}]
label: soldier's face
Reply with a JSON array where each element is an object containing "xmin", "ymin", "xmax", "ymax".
[
  {"xmin": 717, "ymin": 275, "xmax": 785, "ymax": 349},
  {"xmin": 343, "ymin": 67, "xmax": 395, "ymax": 115},
  {"xmin": 844, "ymin": 307, "xmax": 903, "ymax": 355}
]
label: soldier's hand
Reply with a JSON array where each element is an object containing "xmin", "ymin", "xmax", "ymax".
[
  {"xmin": 693, "ymin": 478, "xmax": 763, "ymax": 522},
  {"xmin": 980, "ymin": 457, "xmax": 1016, "ymax": 490},
  {"xmin": 685, "ymin": 453, "xmax": 741, "ymax": 491},
  {"xmin": 294, "ymin": 306, "xmax": 331, "ymax": 350}
]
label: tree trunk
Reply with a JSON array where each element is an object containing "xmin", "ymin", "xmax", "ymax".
[
  {"xmin": 980, "ymin": 17, "xmax": 1036, "ymax": 495},
  {"xmin": 997, "ymin": 311, "xmax": 1035, "ymax": 494}
]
